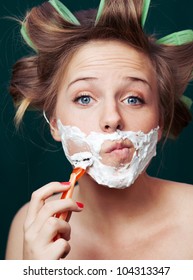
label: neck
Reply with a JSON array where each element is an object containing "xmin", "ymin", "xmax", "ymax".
[{"xmin": 75, "ymin": 172, "xmax": 163, "ymax": 224}]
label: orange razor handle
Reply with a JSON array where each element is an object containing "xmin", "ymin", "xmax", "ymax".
[{"xmin": 55, "ymin": 167, "xmax": 86, "ymax": 220}]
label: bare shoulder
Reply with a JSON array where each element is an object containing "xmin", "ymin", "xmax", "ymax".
[
  {"xmin": 165, "ymin": 179, "xmax": 193, "ymax": 203},
  {"xmin": 150, "ymin": 177, "xmax": 193, "ymax": 259},
  {"xmin": 7, "ymin": 192, "xmax": 61, "ymax": 236},
  {"xmin": 5, "ymin": 193, "xmax": 60, "ymax": 260},
  {"xmin": 159, "ymin": 177, "xmax": 193, "ymax": 203},
  {"xmin": 5, "ymin": 202, "xmax": 29, "ymax": 259},
  {"xmin": 156, "ymin": 177, "xmax": 193, "ymax": 223},
  {"xmin": 150, "ymin": 176, "xmax": 193, "ymax": 221},
  {"xmin": 153, "ymin": 176, "xmax": 193, "ymax": 196},
  {"xmin": 173, "ymin": 181, "xmax": 193, "ymax": 216},
  {"xmin": 14, "ymin": 201, "xmax": 30, "ymax": 220}
]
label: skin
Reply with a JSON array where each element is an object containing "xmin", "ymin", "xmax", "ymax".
[{"xmin": 5, "ymin": 40, "xmax": 193, "ymax": 260}]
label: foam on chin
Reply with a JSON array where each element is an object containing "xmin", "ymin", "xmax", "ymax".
[{"xmin": 57, "ymin": 119, "xmax": 159, "ymax": 188}]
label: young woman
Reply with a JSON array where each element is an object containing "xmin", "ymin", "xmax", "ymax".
[{"xmin": 5, "ymin": 0, "xmax": 193, "ymax": 259}]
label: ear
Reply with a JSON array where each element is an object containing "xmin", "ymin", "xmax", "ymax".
[{"xmin": 49, "ymin": 118, "xmax": 61, "ymax": 142}]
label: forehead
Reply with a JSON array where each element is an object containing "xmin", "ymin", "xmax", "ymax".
[{"xmin": 64, "ymin": 40, "xmax": 156, "ymax": 83}]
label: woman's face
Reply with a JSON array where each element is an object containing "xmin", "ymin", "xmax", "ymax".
[
  {"xmin": 53, "ymin": 40, "xmax": 160, "ymax": 136},
  {"xmin": 52, "ymin": 41, "xmax": 160, "ymax": 179},
  {"xmin": 51, "ymin": 40, "xmax": 161, "ymax": 183}
]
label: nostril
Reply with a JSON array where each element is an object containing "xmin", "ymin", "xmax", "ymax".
[
  {"xmin": 104, "ymin": 123, "xmax": 122, "ymax": 132},
  {"xmin": 104, "ymin": 125, "xmax": 110, "ymax": 130}
]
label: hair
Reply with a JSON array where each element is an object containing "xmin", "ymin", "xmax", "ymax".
[{"xmin": 10, "ymin": 0, "xmax": 193, "ymax": 138}]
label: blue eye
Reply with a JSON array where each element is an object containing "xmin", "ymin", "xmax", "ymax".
[
  {"xmin": 76, "ymin": 95, "xmax": 91, "ymax": 105},
  {"xmin": 124, "ymin": 96, "xmax": 144, "ymax": 105}
]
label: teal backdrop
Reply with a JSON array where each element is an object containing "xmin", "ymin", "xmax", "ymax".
[{"xmin": 0, "ymin": 0, "xmax": 193, "ymax": 260}]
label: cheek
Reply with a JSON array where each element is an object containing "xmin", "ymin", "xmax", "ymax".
[
  {"xmin": 132, "ymin": 110, "xmax": 159, "ymax": 132},
  {"xmin": 149, "ymin": 100, "xmax": 160, "ymax": 127},
  {"xmin": 57, "ymin": 108, "xmax": 97, "ymax": 133}
]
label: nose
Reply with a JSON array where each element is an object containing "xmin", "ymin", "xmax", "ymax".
[{"xmin": 99, "ymin": 101, "xmax": 123, "ymax": 133}]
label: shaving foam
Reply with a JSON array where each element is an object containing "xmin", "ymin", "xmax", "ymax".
[{"xmin": 57, "ymin": 120, "xmax": 159, "ymax": 188}]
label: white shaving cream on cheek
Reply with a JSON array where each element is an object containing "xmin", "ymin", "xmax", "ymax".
[{"xmin": 57, "ymin": 119, "xmax": 159, "ymax": 189}]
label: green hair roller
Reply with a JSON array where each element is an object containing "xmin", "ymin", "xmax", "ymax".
[
  {"xmin": 20, "ymin": 20, "xmax": 37, "ymax": 51},
  {"xmin": 95, "ymin": 0, "xmax": 105, "ymax": 24},
  {"xmin": 21, "ymin": 0, "xmax": 80, "ymax": 51},
  {"xmin": 141, "ymin": 0, "xmax": 151, "ymax": 27},
  {"xmin": 48, "ymin": 0, "xmax": 80, "ymax": 25},
  {"xmin": 157, "ymin": 30, "xmax": 193, "ymax": 45},
  {"xmin": 20, "ymin": 1, "xmax": 193, "ymax": 53},
  {"xmin": 95, "ymin": 0, "xmax": 151, "ymax": 27}
]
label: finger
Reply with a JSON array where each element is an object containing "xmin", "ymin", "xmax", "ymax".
[
  {"xmin": 38, "ymin": 217, "xmax": 71, "ymax": 246},
  {"xmin": 25, "ymin": 182, "xmax": 71, "ymax": 229},
  {"xmin": 29, "ymin": 199, "xmax": 82, "ymax": 234},
  {"xmin": 58, "ymin": 201, "xmax": 84, "ymax": 222},
  {"xmin": 47, "ymin": 238, "xmax": 71, "ymax": 260}
]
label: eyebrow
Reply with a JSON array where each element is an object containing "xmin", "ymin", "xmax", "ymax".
[
  {"xmin": 67, "ymin": 77, "xmax": 97, "ymax": 89},
  {"xmin": 127, "ymin": 76, "xmax": 152, "ymax": 90}
]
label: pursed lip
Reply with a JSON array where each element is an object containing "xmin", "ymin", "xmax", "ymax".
[
  {"xmin": 100, "ymin": 140, "xmax": 134, "ymax": 166},
  {"xmin": 105, "ymin": 141, "xmax": 132, "ymax": 153}
]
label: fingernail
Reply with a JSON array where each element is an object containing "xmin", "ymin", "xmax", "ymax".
[
  {"xmin": 60, "ymin": 182, "xmax": 71, "ymax": 185},
  {"xmin": 76, "ymin": 202, "xmax": 84, "ymax": 208}
]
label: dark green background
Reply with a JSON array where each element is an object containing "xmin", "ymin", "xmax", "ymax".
[{"xmin": 0, "ymin": 0, "xmax": 193, "ymax": 260}]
